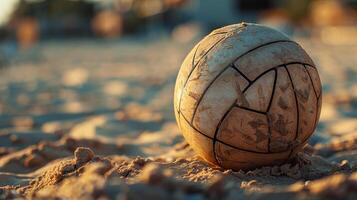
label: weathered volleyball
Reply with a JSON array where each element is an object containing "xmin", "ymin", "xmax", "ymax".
[{"xmin": 174, "ymin": 23, "xmax": 322, "ymax": 170}]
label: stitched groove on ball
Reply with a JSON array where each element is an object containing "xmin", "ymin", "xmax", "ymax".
[
  {"xmin": 234, "ymin": 42, "xmax": 315, "ymax": 80},
  {"xmin": 174, "ymin": 43, "xmax": 199, "ymax": 115},
  {"xmin": 189, "ymin": 66, "xmax": 231, "ymax": 124},
  {"xmin": 304, "ymin": 65, "xmax": 321, "ymax": 131},
  {"xmin": 174, "ymin": 43, "xmax": 199, "ymax": 129},
  {"xmin": 231, "ymin": 65, "xmax": 252, "ymax": 82},
  {"xmin": 179, "ymin": 40, "xmax": 295, "ymax": 124},
  {"xmin": 284, "ymin": 66, "xmax": 300, "ymax": 142},
  {"xmin": 176, "ymin": 34, "xmax": 226, "ymax": 114},
  {"xmin": 237, "ymin": 70, "xmax": 276, "ymax": 112},
  {"xmin": 192, "ymin": 67, "xmax": 248, "ymax": 137},
  {"xmin": 180, "ymin": 110, "xmax": 280, "ymax": 154},
  {"xmin": 266, "ymin": 69, "xmax": 278, "ymax": 152},
  {"xmin": 286, "ymin": 64, "xmax": 317, "ymax": 143},
  {"xmin": 176, "ymin": 34, "xmax": 227, "ymax": 128},
  {"xmin": 210, "ymin": 63, "xmax": 315, "ymax": 162},
  {"xmin": 266, "ymin": 69, "xmax": 278, "ymax": 112},
  {"xmin": 235, "ymin": 105, "xmax": 266, "ymax": 115},
  {"xmin": 191, "ymin": 66, "xmax": 281, "ymax": 156},
  {"xmin": 193, "ymin": 34, "xmax": 228, "ymax": 66},
  {"xmin": 186, "ymin": 40, "xmax": 310, "ymax": 126},
  {"xmin": 214, "ymin": 141, "xmax": 292, "ymax": 170},
  {"xmin": 267, "ymin": 114, "xmax": 273, "ymax": 153},
  {"xmin": 304, "ymin": 65, "xmax": 322, "ymax": 98},
  {"xmin": 315, "ymin": 95, "xmax": 322, "ymax": 129},
  {"xmin": 197, "ymin": 63, "xmax": 314, "ymax": 161},
  {"xmin": 181, "ymin": 103, "xmax": 312, "ymax": 169},
  {"xmin": 179, "ymin": 112, "xmax": 215, "ymax": 164},
  {"xmin": 305, "ymin": 65, "xmax": 322, "ymax": 129},
  {"xmin": 267, "ymin": 67, "xmax": 298, "ymax": 152},
  {"xmin": 211, "ymin": 101, "xmax": 235, "ymax": 165},
  {"xmin": 180, "ymin": 109, "xmax": 281, "ymax": 154},
  {"xmin": 240, "ymin": 62, "xmax": 312, "ymax": 94},
  {"xmin": 217, "ymin": 107, "xmax": 270, "ymax": 153}
]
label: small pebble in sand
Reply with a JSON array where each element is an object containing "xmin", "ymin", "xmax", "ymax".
[
  {"xmin": 339, "ymin": 160, "xmax": 351, "ymax": 170},
  {"xmin": 74, "ymin": 147, "xmax": 95, "ymax": 166}
]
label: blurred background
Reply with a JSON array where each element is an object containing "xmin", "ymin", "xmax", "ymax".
[
  {"xmin": 0, "ymin": 0, "xmax": 356, "ymax": 154},
  {"xmin": 1, "ymin": 0, "xmax": 357, "ymax": 50}
]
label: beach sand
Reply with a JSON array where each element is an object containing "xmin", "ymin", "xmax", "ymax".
[{"xmin": 0, "ymin": 37, "xmax": 357, "ymax": 199}]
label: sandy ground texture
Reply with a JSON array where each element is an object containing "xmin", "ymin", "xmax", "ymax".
[{"xmin": 0, "ymin": 36, "xmax": 357, "ymax": 200}]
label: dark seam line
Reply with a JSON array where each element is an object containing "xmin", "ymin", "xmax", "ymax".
[
  {"xmin": 179, "ymin": 38, "xmax": 306, "ymax": 114},
  {"xmin": 315, "ymin": 95, "xmax": 320, "ymax": 129},
  {"xmin": 266, "ymin": 69, "xmax": 277, "ymax": 153},
  {"xmin": 284, "ymin": 41, "xmax": 316, "ymax": 69},
  {"xmin": 234, "ymin": 40, "xmax": 297, "ymax": 62},
  {"xmin": 214, "ymin": 157, "xmax": 249, "ymax": 163},
  {"xmin": 304, "ymin": 65, "xmax": 321, "ymax": 132},
  {"xmin": 177, "ymin": 42, "xmax": 200, "ymax": 115},
  {"xmin": 180, "ymin": 110, "xmax": 281, "ymax": 155},
  {"xmin": 177, "ymin": 36, "xmax": 225, "ymax": 114},
  {"xmin": 185, "ymin": 40, "xmax": 300, "ymax": 121},
  {"xmin": 242, "ymin": 67, "xmax": 274, "ymax": 93},
  {"xmin": 191, "ymin": 62, "xmax": 310, "ymax": 154},
  {"xmin": 190, "ymin": 66, "xmax": 230, "ymax": 124},
  {"xmin": 176, "ymin": 44, "xmax": 201, "ymax": 122},
  {"xmin": 303, "ymin": 65, "xmax": 319, "ymax": 99},
  {"xmin": 234, "ymin": 105, "xmax": 266, "ymax": 115},
  {"xmin": 317, "ymin": 92, "xmax": 321, "ymax": 100},
  {"xmin": 186, "ymin": 40, "xmax": 294, "ymax": 117},
  {"xmin": 266, "ymin": 114, "xmax": 272, "ymax": 153},
  {"xmin": 304, "ymin": 63, "xmax": 316, "ymax": 69},
  {"xmin": 302, "ymin": 65, "xmax": 320, "ymax": 141},
  {"xmin": 284, "ymin": 66, "xmax": 300, "ymax": 141},
  {"xmin": 231, "ymin": 65, "xmax": 252, "ymax": 82},
  {"xmin": 191, "ymin": 62, "xmax": 310, "ymax": 155},
  {"xmin": 215, "ymin": 141, "xmax": 287, "ymax": 154},
  {"xmin": 266, "ymin": 69, "xmax": 278, "ymax": 112},
  {"xmin": 242, "ymin": 61, "xmax": 312, "ymax": 93},
  {"xmin": 242, "ymin": 66, "xmax": 279, "ymax": 93},
  {"xmin": 212, "ymin": 102, "xmax": 236, "ymax": 164},
  {"xmin": 316, "ymin": 85, "xmax": 322, "ymax": 99}
]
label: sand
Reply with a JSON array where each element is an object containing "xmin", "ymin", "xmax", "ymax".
[{"xmin": 0, "ymin": 36, "xmax": 357, "ymax": 200}]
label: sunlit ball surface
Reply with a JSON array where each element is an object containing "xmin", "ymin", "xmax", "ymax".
[{"xmin": 174, "ymin": 23, "xmax": 322, "ymax": 170}]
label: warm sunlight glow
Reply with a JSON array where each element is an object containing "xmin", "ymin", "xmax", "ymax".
[{"xmin": 0, "ymin": 0, "xmax": 19, "ymax": 26}]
